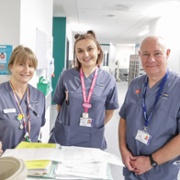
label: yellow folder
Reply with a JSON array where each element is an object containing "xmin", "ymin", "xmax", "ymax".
[{"xmin": 16, "ymin": 141, "xmax": 57, "ymax": 176}]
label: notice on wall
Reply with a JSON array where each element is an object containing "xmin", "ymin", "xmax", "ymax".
[{"xmin": 0, "ymin": 45, "xmax": 13, "ymax": 75}]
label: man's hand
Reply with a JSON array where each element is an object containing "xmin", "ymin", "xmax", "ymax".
[{"xmin": 130, "ymin": 156, "xmax": 152, "ymax": 175}]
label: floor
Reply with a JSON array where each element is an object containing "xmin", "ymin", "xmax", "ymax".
[
  {"xmin": 49, "ymin": 81, "xmax": 180, "ymax": 180},
  {"xmin": 104, "ymin": 81, "xmax": 127, "ymax": 180}
]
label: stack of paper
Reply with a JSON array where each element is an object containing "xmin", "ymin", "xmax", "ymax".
[
  {"xmin": 55, "ymin": 162, "xmax": 109, "ymax": 179},
  {"xmin": 3, "ymin": 143, "xmax": 123, "ymax": 179},
  {"xmin": 16, "ymin": 142, "xmax": 58, "ymax": 177},
  {"xmin": 25, "ymin": 160, "xmax": 52, "ymax": 176}
]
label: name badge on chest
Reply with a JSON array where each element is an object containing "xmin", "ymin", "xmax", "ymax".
[
  {"xmin": 3, "ymin": 108, "xmax": 16, "ymax": 113},
  {"xmin": 135, "ymin": 130, "xmax": 152, "ymax": 145},
  {"xmin": 79, "ymin": 112, "xmax": 93, "ymax": 127}
]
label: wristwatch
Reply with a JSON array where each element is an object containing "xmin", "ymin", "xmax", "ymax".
[{"xmin": 149, "ymin": 154, "xmax": 158, "ymax": 167}]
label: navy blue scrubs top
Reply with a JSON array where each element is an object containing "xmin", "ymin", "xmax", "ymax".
[
  {"xmin": 49, "ymin": 68, "xmax": 119, "ymax": 149},
  {"xmin": 119, "ymin": 70, "xmax": 180, "ymax": 180},
  {"xmin": 0, "ymin": 82, "xmax": 46, "ymax": 151}
]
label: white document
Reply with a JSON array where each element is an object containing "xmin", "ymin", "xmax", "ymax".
[
  {"xmin": 3, "ymin": 146, "xmax": 123, "ymax": 166},
  {"xmin": 59, "ymin": 146, "xmax": 123, "ymax": 166},
  {"xmin": 55, "ymin": 162, "xmax": 108, "ymax": 179},
  {"xmin": 3, "ymin": 148, "xmax": 62, "ymax": 161}
]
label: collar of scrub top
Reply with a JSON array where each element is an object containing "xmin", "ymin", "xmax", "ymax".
[
  {"xmin": 80, "ymin": 67, "xmax": 98, "ymax": 113},
  {"xmin": 10, "ymin": 82, "xmax": 31, "ymax": 141},
  {"xmin": 142, "ymin": 69, "xmax": 169, "ymax": 131}
]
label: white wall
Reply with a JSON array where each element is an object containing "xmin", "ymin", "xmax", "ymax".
[
  {"xmin": 66, "ymin": 24, "xmax": 74, "ymax": 61},
  {"xmin": 0, "ymin": 0, "xmax": 20, "ymax": 46},
  {"xmin": 20, "ymin": 0, "xmax": 53, "ymax": 142},
  {"xmin": 133, "ymin": 6, "xmax": 180, "ymax": 73},
  {"xmin": 154, "ymin": 8, "xmax": 180, "ymax": 72},
  {"xmin": 0, "ymin": 0, "xmax": 53, "ymax": 142},
  {"xmin": 20, "ymin": 0, "xmax": 53, "ymax": 87},
  {"xmin": 108, "ymin": 44, "xmax": 116, "ymax": 75},
  {"xmin": 115, "ymin": 44, "xmax": 135, "ymax": 69}
]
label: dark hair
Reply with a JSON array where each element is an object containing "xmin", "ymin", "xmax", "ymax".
[{"xmin": 74, "ymin": 30, "xmax": 103, "ymax": 69}]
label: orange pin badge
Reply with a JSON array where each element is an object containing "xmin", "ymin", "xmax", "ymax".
[{"xmin": 135, "ymin": 89, "xmax": 140, "ymax": 94}]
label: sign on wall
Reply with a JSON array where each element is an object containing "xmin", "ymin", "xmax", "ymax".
[{"xmin": 0, "ymin": 45, "xmax": 13, "ymax": 75}]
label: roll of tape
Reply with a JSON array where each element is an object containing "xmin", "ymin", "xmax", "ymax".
[{"xmin": 0, "ymin": 156, "xmax": 27, "ymax": 180}]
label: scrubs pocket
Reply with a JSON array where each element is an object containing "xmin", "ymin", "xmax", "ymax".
[
  {"xmin": 70, "ymin": 126, "xmax": 106, "ymax": 149},
  {"xmin": 49, "ymin": 123, "xmax": 106, "ymax": 149},
  {"xmin": 49, "ymin": 122, "xmax": 71, "ymax": 146},
  {"xmin": 91, "ymin": 126, "xmax": 106, "ymax": 149}
]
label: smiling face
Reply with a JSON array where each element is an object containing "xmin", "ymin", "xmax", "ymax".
[
  {"xmin": 75, "ymin": 39, "xmax": 100, "ymax": 70},
  {"xmin": 139, "ymin": 36, "xmax": 170, "ymax": 78},
  {"xmin": 9, "ymin": 59, "xmax": 35, "ymax": 84},
  {"xmin": 8, "ymin": 45, "xmax": 38, "ymax": 85}
]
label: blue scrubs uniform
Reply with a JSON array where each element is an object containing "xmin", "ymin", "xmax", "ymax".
[
  {"xmin": 49, "ymin": 68, "xmax": 119, "ymax": 149},
  {"xmin": 119, "ymin": 70, "xmax": 180, "ymax": 180},
  {"xmin": 0, "ymin": 82, "xmax": 46, "ymax": 151}
]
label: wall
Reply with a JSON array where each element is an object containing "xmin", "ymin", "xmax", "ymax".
[
  {"xmin": 21, "ymin": 0, "xmax": 53, "ymax": 142},
  {"xmin": 52, "ymin": 17, "xmax": 66, "ymax": 99},
  {"xmin": 155, "ymin": 8, "xmax": 180, "ymax": 72},
  {"xmin": 0, "ymin": 0, "xmax": 20, "ymax": 46},
  {"xmin": 133, "ymin": 6, "xmax": 180, "ymax": 73},
  {"xmin": 115, "ymin": 44, "xmax": 135, "ymax": 69},
  {"xmin": 0, "ymin": 0, "xmax": 53, "ymax": 142}
]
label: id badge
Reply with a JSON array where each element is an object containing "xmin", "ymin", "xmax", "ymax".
[
  {"xmin": 3, "ymin": 108, "xmax": 16, "ymax": 113},
  {"xmin": 135, "ymin": 130, "xmax": 151, "ymax": 145},
  {"xmin": 79, "ymin": 117, "xmax": 93, "ymax": 127}
]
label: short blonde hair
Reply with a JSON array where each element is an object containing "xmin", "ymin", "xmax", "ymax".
[{"xmin": 8, "ymin": 45, "xmax": 38, "ymax": 70}]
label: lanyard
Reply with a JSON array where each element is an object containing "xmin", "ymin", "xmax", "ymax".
[
  {"xmin": 10, "ymin": 83, "xmax": 31, "ymax": 138},
  {"xmin": 142, "ymin": 70, "xmax": 169, "ymax": 130},
  {"xmin": 80, "ymin": 67, "xmax": 98, "ymax": 113}
]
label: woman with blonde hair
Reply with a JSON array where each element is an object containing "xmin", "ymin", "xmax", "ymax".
[{"xmin": 0, "ymin": 45, "xmax": 46, "ymax": 152}]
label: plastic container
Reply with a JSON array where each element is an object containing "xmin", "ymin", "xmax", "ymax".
[{"xmin": 37, "ymin": 76, "xmax": 50, "ymax": 96}]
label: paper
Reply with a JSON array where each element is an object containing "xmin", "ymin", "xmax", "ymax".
[
  {"xmin": 15, "ymin": 142, "xmax": 57, "ymax": 177},
  {"xmin": 55, "ymin": 162, "xmax": 109, "ymax": 179},
  {"xmin": 2, "ymin": 143, "xmax": 123, "ymax": 179},
  {"xmin": 3, "ymin": 144, "xmax": 123, "ymax": 166},
  {"xmin": 60, "ymin": 146, "xmax": 123, "ymax": 166}
]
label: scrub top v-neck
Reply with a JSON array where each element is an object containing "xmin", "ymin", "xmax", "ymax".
[{"xmin": 49, "ymin": 68, "xmax": 119, "ymax": 149}]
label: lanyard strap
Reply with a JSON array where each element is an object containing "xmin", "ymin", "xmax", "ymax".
[
  {"xmin": 142, "ymin": 70, "xmax": 169, "ymax": 129},
  {"xmin": 10, "ymin": 83, "xmax": 31, "ymax": 135},
  {"xmin": 80, "ymin": 67, "xmax": 98, "ymax": 113}
]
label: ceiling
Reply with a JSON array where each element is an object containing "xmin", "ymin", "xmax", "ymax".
[{"xmin": 53, "ymin": 0, "xmax": 180, "ymax": 44}]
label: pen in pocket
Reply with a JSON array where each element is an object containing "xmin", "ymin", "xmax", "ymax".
[
  {"xmin": 26, "ymin": 101, "xmax": 39, "ymax": 117},
  {"xmin": 65, "ymin": 91, "xmax": 69, "ymax": 105}
]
